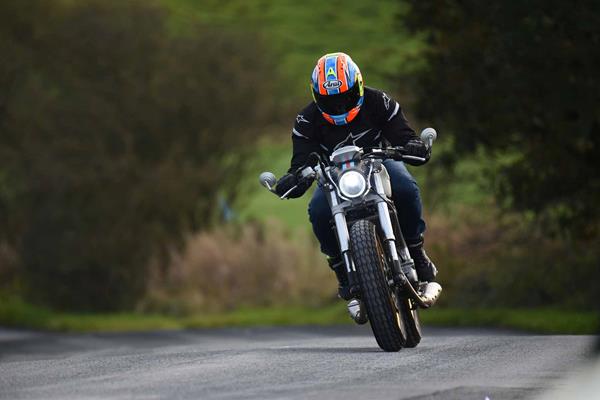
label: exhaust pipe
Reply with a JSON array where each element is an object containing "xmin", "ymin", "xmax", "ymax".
[
  {"xmin": 401, "ymin": 280, "xmax": 442, "ymax": 309},
  {"xmin": 392, "ymin": 259, "xmax": 442, "ymax": 309},
  {"xmin": 417, "ymin": 282, "xmax": 443, "ymax": 308}
]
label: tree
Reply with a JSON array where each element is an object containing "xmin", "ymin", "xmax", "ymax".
[
  {"xmin": 403, "ymin": 0, "xmax": 600, "ymax": 238},
  {"xmin": 0, "ymin": 0, "xmax": 274, "ymax": 310}
]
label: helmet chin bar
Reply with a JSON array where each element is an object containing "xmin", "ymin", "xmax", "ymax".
[{"xmin": 320, "ymin": 100, "xmax": 363, "ymax": 125}]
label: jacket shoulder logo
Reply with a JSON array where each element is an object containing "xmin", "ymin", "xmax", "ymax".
[
  {"xmin": 382, "ymin": 92, "xmax": 391, "ymax": 110},
  {"xmin": 323, "ymin": 80, "xmax": 342, "ymax": 90},
  {"xmin": 296, "ymin": 114, "xmax": 310, "ymax": 124}
]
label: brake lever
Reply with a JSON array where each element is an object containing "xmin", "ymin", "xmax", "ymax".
[
  {"xmin": 279, "ymin": 165, "xmax": 317, "ymax": 199},
  {"xmin": 402, "ymin": 155, "xmax": 427, "ymax": 163},
  {"xmin": 279, "ymin": 184, "xmax": 299, "ymax": 199}
]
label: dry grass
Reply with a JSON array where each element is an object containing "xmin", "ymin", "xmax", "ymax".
[
  {"xmin": 425, "ymin": 203, "xmax": 599, "ymax": 309},
  {"xmin": 140, "ymin": 203, "xmax": 599, "ymax": 315},
  {"xmin": 140, "ymin": 220, "xmax": 337, "ymax": 315}
]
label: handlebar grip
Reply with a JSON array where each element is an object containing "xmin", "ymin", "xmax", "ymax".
[{"xmin": 299, "ymin": 166, "xmax": 316, "ymax": 180}]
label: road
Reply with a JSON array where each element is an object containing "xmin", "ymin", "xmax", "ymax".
[{"xmin": 0, "ymin": 325, "xmax": 595, "ymax": 399}]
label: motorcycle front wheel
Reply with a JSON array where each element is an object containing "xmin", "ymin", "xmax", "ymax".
[{"xmin": 350, "ymin": 219, "xmax": 407, "ymax": 352}]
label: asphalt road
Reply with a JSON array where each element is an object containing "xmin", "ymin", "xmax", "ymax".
[{"xmin": 0, "ymin": 325, "xmax": 595, "ymax": 400}]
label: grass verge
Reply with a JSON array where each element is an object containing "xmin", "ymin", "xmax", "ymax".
[
  {"xmin": 420, "ymin": 308, "xmax": 599, "ymax": 335},
  {"xmin": 1, "ymin": 296, "xmax": 597, "ymax": 334}
]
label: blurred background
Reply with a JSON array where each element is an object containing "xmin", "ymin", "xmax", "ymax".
[{"xmin": 0, "ymin": 0, "xmax": 598, "ymax": 333}]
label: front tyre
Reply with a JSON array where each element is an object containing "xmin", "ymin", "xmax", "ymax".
[{"xmin": 350, "ymin": 220, "xmax": 407, "ymax": 352}]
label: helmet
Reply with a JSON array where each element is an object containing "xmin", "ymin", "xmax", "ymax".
[{"xmin": 310, "ymin": 52, "xmax": 364, "ymax": 125}]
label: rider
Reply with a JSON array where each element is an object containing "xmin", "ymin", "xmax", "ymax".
[{"xmin": 275, "ymin": 52, "xmax": 437, "ymax": 299}]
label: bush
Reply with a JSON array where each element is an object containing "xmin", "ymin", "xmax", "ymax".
[
  {"xmin": 426, "ymin": 204, "xmax": 600, "ymax": 310},
  {"xmin": 140, "ymin": 221, "xmax": 336, "ymax": 315},
  {"xmin": 0, "ymin": 0, "xmax": 274, "ymax": 310},
  {"xmin": 403, "ymin": 1, "xmax": 600, "ymax": 238}
]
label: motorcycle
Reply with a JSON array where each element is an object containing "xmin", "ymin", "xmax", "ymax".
[{"xmin": 259, "ymin": 128, "xmax": 442, "ymax": 352}]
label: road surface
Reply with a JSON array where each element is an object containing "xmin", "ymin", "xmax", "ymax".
[{"xmin": 0, "ymin": 326, "xmax": 595, "ymax": 399}]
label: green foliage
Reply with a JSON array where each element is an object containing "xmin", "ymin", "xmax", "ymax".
[
  {"xmin": 237, "ymin": 138, "xmax": 315, "ymax": 230},
  {"xmin": 1, "ymin": 292, "xmax": 596, "ymax": 333},
  {"xmin": 420, "ymin": 308, "xmax": 599, "ymax": 335},
  {"xmin": 162, "ymin": 0, "xmax": 425, "ymax": 108},
  {"xmin": 0, "ymin": 0, "xmax": 274, "ymax": 311},
  {"xmin": 403, "ymin": 1, "xmax": 600, "ymax": 239}
]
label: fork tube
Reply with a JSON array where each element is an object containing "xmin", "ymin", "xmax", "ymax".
[
  {"xmin": 327, "ymin": 188, "xmax": 355, "ymax": 273},
  {"xmin": 372, "ymin": 173, "xmax": 400, "ymax": 263}
]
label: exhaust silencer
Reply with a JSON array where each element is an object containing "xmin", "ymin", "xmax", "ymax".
[
  {"xmin": 401, "ymin": 280, "xmax": 443, "ymax": 309},
  {"xmin": 418, "ymin": 282, "xmax": 442, "ymax": 308}
]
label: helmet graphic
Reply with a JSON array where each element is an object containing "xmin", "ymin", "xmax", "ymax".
[{"xmin": 310, "ymin": 52, "xmax": 364, "ymax": 125}]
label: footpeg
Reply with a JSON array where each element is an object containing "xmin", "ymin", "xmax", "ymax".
[{"xmin": 347, "ymin": 299, "xmax": 368, "ymax": 325}]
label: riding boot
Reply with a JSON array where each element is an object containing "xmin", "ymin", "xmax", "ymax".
[
  {"xmin": 407, "ymin": 235, "xmax": 438, "ymax": 282},
  {"xmin": 327, "ymin": 255, "xmax": 352, "ymax": 300}
]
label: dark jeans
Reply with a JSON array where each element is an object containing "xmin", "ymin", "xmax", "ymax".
[{"xmin": 308, "ymin": 160, "xmax": 426, "ymax": 257}]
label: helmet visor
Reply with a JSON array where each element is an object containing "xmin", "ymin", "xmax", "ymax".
[{"xmin": 314, "ymin": 84, "xmax": 361, "ymax": 115}]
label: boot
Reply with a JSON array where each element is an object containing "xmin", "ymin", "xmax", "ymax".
[
  {"xmin": 327, "ymin": 255, "xmax": 352, "ymax": 300},
  {"xmin": 407, "ymin": 235, "xmax": 438, "ymax": 282}
]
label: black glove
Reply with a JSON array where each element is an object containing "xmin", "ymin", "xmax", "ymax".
[
  {"xmin": 404, "ymin": 138, "xmax": 431, "ymax": 165},
  {"xmin": 405, "ymin": 138, "xmax": 429, "ymax": 158},
  {"xmin": 275, "ymin": 173, "xmax": 311, "ymax": 198}
]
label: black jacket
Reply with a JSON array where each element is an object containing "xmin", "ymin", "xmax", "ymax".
[{"xmin": 288, "ymin": 87, "xmax": 417, "ymax": 173}]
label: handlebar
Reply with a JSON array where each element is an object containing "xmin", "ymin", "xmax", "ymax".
[
  {"xmin": 363, "ymin": 147, "xmax": 427, "ymax": 164},
  {"xmin": 260, "ymin": 127, "xmax": 437, "ymax": 199}
]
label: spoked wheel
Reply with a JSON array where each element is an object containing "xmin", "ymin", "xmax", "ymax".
[
  {"xmin": 350, "ymin": 219, "xmax": 407, "ymax": 352},
  {"xmin": 399, "ymin": 297, "xmax": 422, "ymax": 348}
]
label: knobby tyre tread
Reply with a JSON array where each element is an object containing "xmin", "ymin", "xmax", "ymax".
[{"xmin": 350, "ymin": 220, "xmax": 406, "ymax": 352}]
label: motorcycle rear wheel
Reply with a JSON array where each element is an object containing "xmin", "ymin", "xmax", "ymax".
[
  {"xmin": 350, "ymin": 219, "xmax": 407, "ymax": 352},
  {"xmin": 399, "ymin": 298, "xmax": 422, "ymax": 348}
]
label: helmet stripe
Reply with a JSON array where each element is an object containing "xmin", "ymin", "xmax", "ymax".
[
  {"xmin": 337, "ymin": 54, "xmax": 349, "ymax": 92},
  {"xmin": 317, "ymin": 56, "xmax": 327, "ymax": 95},
  {"xmin": 324, "ymin": 55, "xmax": 340, "ymax": 95},
  {"xmin": 347, "ymin": 60, "xmax": 356, "ymax": 88},
  {"xmin": 311, "ymin": 68, "xmax": 319, "ymax": 92}
]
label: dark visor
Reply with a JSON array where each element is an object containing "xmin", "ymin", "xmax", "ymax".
[{"xmin": 314, "ymin": 84, "xmax": 361, "ymax": 115}]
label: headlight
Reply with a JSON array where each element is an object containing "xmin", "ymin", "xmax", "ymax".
[{"xmin": 338, "ymin": 170, "xmax": 367, "ymax": 198}]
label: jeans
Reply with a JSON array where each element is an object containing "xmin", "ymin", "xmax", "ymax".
[{"xmin": 308, "ymin": 160, "xmax": 426, "ymax": 257}]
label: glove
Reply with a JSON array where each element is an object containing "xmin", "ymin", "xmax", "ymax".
[
  {"xmin": 405, "ymin": 138, "xmax": 429, "ymax": 158},
  {"xmin": 404, "ymin": 138, "xmax": 431, "ymax": 165},
  {"xmin": 275, "ymin": 173, "xmax": 311, "ymax": 198}
]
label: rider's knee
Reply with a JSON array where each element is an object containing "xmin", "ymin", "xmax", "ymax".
[
  {"xmin": 308, "ymin": 194, "xmax": 330, "ymax": 224},
  {"xmin": 392, "ymin": 179, "xmax": 420, "ymax": 202}
]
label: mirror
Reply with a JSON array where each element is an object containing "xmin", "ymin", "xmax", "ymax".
[
  {"xmin": 420, "ymin": 128, "xmax": 437, "ymax": 148},
  {"xmin": 259, "ymin": 172, "xmax": 277, "ymax": 190}
]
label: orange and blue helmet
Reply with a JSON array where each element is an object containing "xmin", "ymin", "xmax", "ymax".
[{"xmin": 311, "ymin": 52, "xmax": 364, "ymax": 125}]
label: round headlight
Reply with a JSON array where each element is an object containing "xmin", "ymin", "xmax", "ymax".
[{"xmin": 338, "ymin": 170, "xmax": 367, "ymax": 198}]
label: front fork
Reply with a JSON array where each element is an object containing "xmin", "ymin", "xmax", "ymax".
[
  {"xmin": 371, "ymin": 172, "xmax": 418, "ymax": 286},
  {"xmin": 326, "ymin": 171, "xmax": 417, "ymax": 293},
  {"xmin": 326, "ymin": 187, "xmax": 359, "ymax": 291}
]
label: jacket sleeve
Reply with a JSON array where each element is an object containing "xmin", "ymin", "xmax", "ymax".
[
  {"xmin": 378, "ymin": 92, "xmax": 417, "ymax": 147},
  {"xmin": 288, "ymin": 116, "xmax": 321, "ymax": 173}
]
